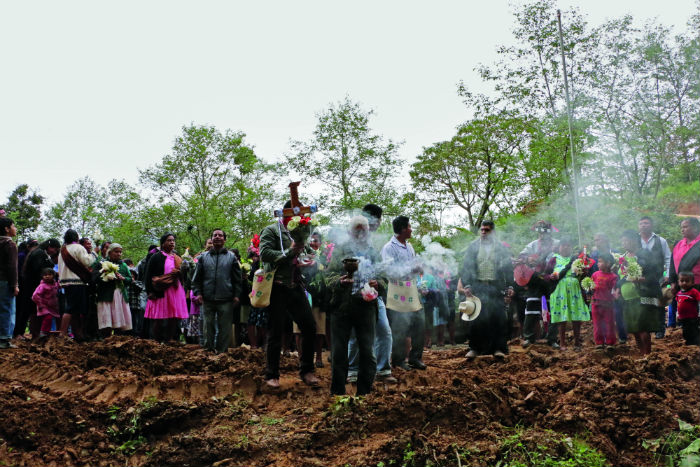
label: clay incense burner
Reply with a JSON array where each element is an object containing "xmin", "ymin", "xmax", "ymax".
[{"xmin": 342, "ymin": 257, "xmax": 359, "ymax": 278}]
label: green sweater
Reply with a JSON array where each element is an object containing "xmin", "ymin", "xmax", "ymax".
[
  {"xmin": 259, "ymin": 221, "xmax": 311, "ymax": 287},
  {"xmin": 91, "ymin": 259, "xmax": 132, "ymax": 303}
]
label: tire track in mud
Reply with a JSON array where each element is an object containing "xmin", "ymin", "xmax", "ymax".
[
  {"xmin": 0, "ymin": 338, "xmax": 263, "ymax": 405},
  {"xmin": 1, "ymin": 359, "xmax": 260, "ymax": 403}
]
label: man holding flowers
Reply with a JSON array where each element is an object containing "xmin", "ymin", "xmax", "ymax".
[{"xmin": 259, "ymin": 201, "xmax": 320, "ymax": 388}]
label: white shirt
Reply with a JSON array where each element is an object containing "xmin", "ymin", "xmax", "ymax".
[{"xmin": 380, "ymin": 236, "xmax": 417, "ymax": 280}]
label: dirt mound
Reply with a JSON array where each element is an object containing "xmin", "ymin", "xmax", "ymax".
[{"xmin": 0, "ymin": 329, "xmax": 698, "ymax": 467}]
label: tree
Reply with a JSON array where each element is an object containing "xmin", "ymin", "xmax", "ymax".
[
  {"xmin": 1, "ymin": 184, "xmax": 44, "ymax": 238},
  {"xmin": 410, "ymin": 111, "xmax": 530, "ymax": 232},
  {"xmin": 140, "ymin": 124, "xmax": 279, "ymax": 251},
  {"xmin": 287, "ymin": 96, "xmax": 406, "ymax": 215},
  {"xmin": 473, "ymin": 0, "xmax": 597, "ymax": 120},
  {"xmin": 43, "ymin": 177, "xmax": 104, "ymax": 239},
  {"xmin": 588, "ymin": 15, "xmax": 700, "ymax": 198}
]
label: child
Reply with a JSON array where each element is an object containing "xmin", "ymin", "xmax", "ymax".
[
  {"xmin": 590, "ymin": 253, "xmax": 617, "ymax": 348},
  {"xmin": 548, "ymin": 237, "xmax": 591, "ymax": 351},
  {"xmin": 521, "ymin": 272, "xmax": 552, "ymax": 348},
  {"xmin": 675, "ymin": 271, "xmax": 700, "ymax": 346},
  {"xmin": 32, "ymin": 268, "xmax": 60, "ymax": 337}
]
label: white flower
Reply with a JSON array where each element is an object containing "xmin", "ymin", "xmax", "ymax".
[{"xmin": 581, "ymin": 277, "xmax": 595, "ymax": 292}]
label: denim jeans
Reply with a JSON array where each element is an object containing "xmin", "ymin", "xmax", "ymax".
[
  {"xmin": 202, "ymin": 300, "xmax": 234, "ymax": 353},
  {"xmin": 331, "ymin": 295, "xmax": 376, "ymax": 395},
  {"xmin": 0, "ymin": 281, "xmax": 16, "ymax": 341},
  {"xmin": 348, "ymin": 297, "xmax": 392, "ymax": 377}
]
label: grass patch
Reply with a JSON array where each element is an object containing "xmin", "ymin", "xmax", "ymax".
[
  {"xmin": 643, "ymin": 419, "xmax": 700, "ymax": 467},
  {"xmin": 104, "ymin": 397, "xmax": 160, "ymax": 455},
  {"xmin": 496, "ymin": 428, "xmax": 608, "ymax": 467}
]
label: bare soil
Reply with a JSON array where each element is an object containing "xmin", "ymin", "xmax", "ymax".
[{"xmin": 0, "ymin": 326, "xmax": 698, "ymax": 467}]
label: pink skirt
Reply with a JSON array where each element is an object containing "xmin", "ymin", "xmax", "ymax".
[
  {"xmin": 145, "ymin": 282, "xmax": 189, "ymax": 320},
  {"xmin": 97, "ymin": 289, "xmax": 133, "ymax": 330}
]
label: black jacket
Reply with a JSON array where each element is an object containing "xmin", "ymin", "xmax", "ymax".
[
  {"xmin": 191, "ymin": 248, "xmax": 242, "ymax": 302},
  {"xmin": 22, "ymin": 248, "xmax": 53, "ymax": 294},
  {"xmin": 459, "ymin": 238, "xmax": 513, "ymax": 291},
  {"xmin": 144, "ymin": 251, "xmax": 183, "ymax": 299}
]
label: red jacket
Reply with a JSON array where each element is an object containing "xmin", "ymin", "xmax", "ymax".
[{"xmin": 676, "ymin": 288, "xmax": 700, "ymax": 320}]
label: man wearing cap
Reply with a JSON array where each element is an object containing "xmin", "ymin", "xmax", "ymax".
[
  {"xmin": 515, "ymin": 220, "xmax": 559, "ymax": 347},
  {"xmin": 519, "ymin": 221, "xmax": 558, "ymax": 271},
  {"xmin": 458, "ymin": 220, "xmax": 514, "ymax": 360}
]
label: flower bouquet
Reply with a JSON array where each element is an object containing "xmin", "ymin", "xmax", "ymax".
[
  {"xmin": 580, "ymin": 277, "xmax": 595, "ymax": 293},
  {"xmin": 572, "ymin": 249, "xmax": 595, "ymax": 277},
  {"xmin": 620, "ymin": 256, "xmax": 643, "ymax": 281},
  {"xmin": 287, "ymin": 213, "xmax": 319, "ymax": 244},
  {"xmin": 100, "ymin": 261, "xmax": 120, "ymax": 282},
  {"xmin": 360, "ymin": 282, "xmax": 378, "ymax": 302}
]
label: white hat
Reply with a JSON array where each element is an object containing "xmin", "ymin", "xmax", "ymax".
[{"xmin": 459, "ymin": 296, "xmax": 482, "ymax": 322}]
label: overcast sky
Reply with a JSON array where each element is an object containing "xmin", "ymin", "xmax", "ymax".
[{"xmin": 2, "ymin": 0, "xmax": 696, "ymax": 204}]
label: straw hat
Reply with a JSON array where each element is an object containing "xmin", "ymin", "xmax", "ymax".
[{"xmin": 459, "ymin": 296, "xmax": 482, "ymax": 322}]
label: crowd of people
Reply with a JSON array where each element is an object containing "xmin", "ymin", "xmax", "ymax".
[{"xmin": 0, "ymin": 207, "xmax": 699, "ymax": 396}]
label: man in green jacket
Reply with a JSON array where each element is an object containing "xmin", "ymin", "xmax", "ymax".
[{"xmin": 259, "ymin": 202, "xmax": 319, "ymax": 388}]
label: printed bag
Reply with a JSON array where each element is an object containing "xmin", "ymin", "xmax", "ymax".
[
  {"xmin": 249, "ymin": 268, "xmax": 276, "ymax": 308},
  {"xmin": 386, "ymin": 279, "xmax": 422, "ymax": 312}
]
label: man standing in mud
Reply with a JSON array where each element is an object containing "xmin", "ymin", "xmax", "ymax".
[
  {"xmin": 326, "ymin": 215, "xmax": 386, "ymax": 395},
  {"xmin": 458, "ymin": 220, "xmax": 514, "ymax": 360},
  {"xmin": 382, "ymin": 215, "xmax": 426, "ymax": 371},
  {"xmin": 191, "ymin": 229, "xmax": 242, "ymax": 353},
  {"xmin": 638, "ymin": 216, "xmax": 671, "ymax": 339},
  {"xmin": 347, "ymin": 204, "xmax": 397, "ymax": 384},
  {"xmin": 516, "ymin": 220, "xmax": 560, "ymax": 348},
  {"xmin": 259, "ymin": 201, "xmax": 319, "ymax": 389}
]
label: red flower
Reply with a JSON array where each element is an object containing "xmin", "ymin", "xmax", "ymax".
[{"xmin": 577, "ymin": 252, "xmax": 596, "ymax": 268}]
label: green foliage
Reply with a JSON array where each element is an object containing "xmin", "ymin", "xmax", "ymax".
[
  {"xmin": 329, "ymin": 395, "xmax": 364, "ymax": 416},
  {"xmin": 288, "ymin": 96, "xmax": 406, "ymax": 215},
  {"xmin": 261, "ymin": 416, "xmax": 284, "ymax": 426},
  {"xmin": 43, "ymin": 177, "xmax": 152, "ymax": 260},
  {"xmin": 401, "ymin": 442, "xmax": 416, "ymax": 467},
  {"xmin": 141, "ymin": 124, "xmax": 280, "ymax": 252},
  {"xmin": 104, "ymin": 397, "xmax": 160, "ymax": 456},
  {"xmin": 1, "ymin": 184, "xmax": 44, "ymax": 238},
  {"xmin": 497, "ymin": 429, "xmax": 608, "ymax": 467},
  {"xmin": 643, "ymin": 419, "xmax": 700, "ymax": 467},
  {"xmin": 411, "ymin": 110, "xmax": 532, "ymax": 232},
  {"xmin": 411, "ymin": 1, "xmax": 698, "ymax": 238}
]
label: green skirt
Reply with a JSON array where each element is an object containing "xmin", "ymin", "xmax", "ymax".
[
  {"xmin": 550, "ymin": 276, "xmax": 590, "ymax": 323},
  {"xmin": 622, "ymin": 298, "xmax": 662, "ymax": 334}
]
